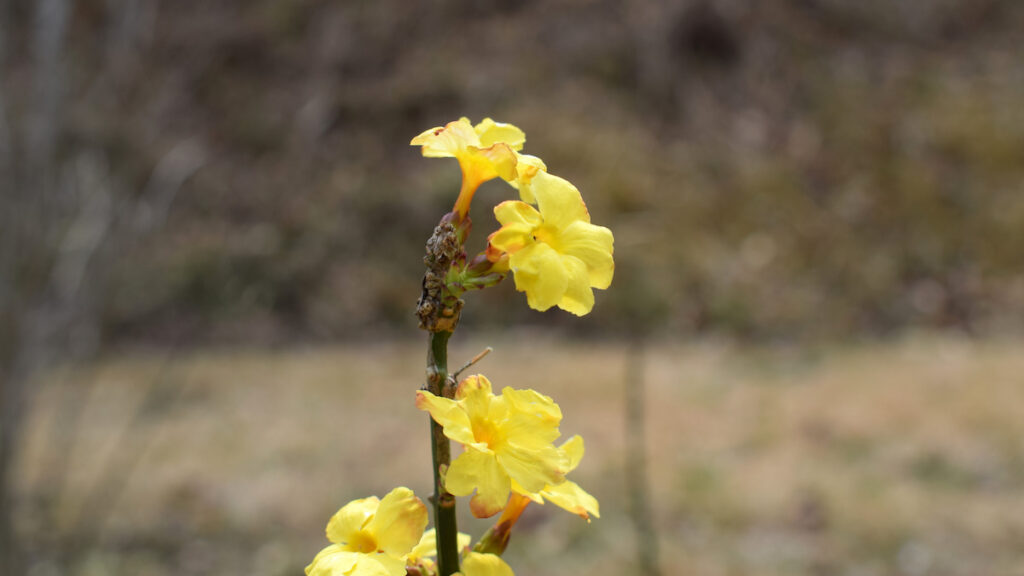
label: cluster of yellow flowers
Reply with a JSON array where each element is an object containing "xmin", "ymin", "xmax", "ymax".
[
  {"xmin": 307, "ymin": 376, "xmax": 598, "ymax": 576},
  {"xmin": 306, "ymin": 119, "xmax": 612, "ymax": 576},
  {"xmin": 305, "ymin": 486, "xmax": 510, "ymax": 576},
  {"xmin": 417, "ymin": 375, "xmax": 599, "ymax": 522},
  {"xmin": 412, "ymin": 117, "xmax": 614, "ymax": 316}
]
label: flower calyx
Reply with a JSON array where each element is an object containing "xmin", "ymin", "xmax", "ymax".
[{"xmin": 445, "ymin": 252, "xmax": 508, "ymax": 298}]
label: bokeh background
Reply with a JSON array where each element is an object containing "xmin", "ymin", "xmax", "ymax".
[{"xmin": 2, "ymin": 1, "xmax": 1024, "ymax": 575}]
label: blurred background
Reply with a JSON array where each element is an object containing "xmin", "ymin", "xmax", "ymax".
[{"xmin": 2, "ymin": 0, "xmax": 1024, "ymax": 575}]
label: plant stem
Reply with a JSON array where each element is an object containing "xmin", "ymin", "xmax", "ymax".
[{"xmin": 427, "ymin": 330, "xmax": 459, "ymax": 576}]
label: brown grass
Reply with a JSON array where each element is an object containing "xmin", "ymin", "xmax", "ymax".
[{"xmin": 16, "ymin": 333, "xmax": 1024, "ymax": 575}]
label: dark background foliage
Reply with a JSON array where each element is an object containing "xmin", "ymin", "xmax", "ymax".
[{"xmin": 7, "ymin": 0, "xmax": 1021, "ymax": 345}]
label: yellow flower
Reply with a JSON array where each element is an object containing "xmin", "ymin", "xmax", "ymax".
[
  {"xmin": 306, "ymin": 487, "xmax": 429, "ymax": 576},
  {"xmin": 415, "ymin": 375, "xmax": 568, "ymax": 518},
  {"xmin": 474, "ymin": 437, "xmax": 598, "ymax": 558},
  {"xmin": 512, "ymin": 435, "xmax": 600, "ymax": 521},
  {"xmin": 455, "ymin": 552, "xmax": 515, "ymax": 576},
  {"xmin": 487, "ymin": 170, "xmax": 614, "ymax": 315},
  {"xmin": 411, "ymin": 117, "xmax": 523, "ymax": 219},
  {"xmin": 406, "ymin": 528, "xmax": 472, "ymax": 573}
]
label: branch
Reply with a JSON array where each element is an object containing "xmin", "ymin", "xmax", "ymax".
[
  {"xmin": 426, "ymin": 330, "xmax": 460, "ymax": 576},
  {"xmin": 450, "ymin": 346, "xmax": 492, "ymax": 384}
]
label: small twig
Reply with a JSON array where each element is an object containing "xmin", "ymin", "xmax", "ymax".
[{"xmin": 450, "ymin": 346, "xmax": 493, "ymax": 384}]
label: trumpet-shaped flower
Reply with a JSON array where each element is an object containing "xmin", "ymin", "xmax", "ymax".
[
  {"xmin": 306, "ymin": 487, "xmax": 429, "ymax": 576},
  {"xmin": 456, "ymin": 552, "xmax": 515, "ymax": 576},
  {"xmin": 411, "ymin": 118, "xmax": 546, "ymax": 218},
  {"xmin": 415, "ymin": 375, "xmax": 568, "ymax": 518},
  {"xmin": 412, "ymin": 118, "xmax": 522, "ymax": 219},
  {"xmin": 513, "ymin": 435, "xmax": 600, "ymax": 521},
  {"xmin": 487, "ymin": 170, "xmax": 614, "ymax": 315}
]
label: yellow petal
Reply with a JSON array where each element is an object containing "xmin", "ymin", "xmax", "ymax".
[
  {"xmin": 557, "ymin": 221, "xmax": 614, "ymax": 289},
  {"xmin": 464, "ymin": 143, "xmax": 518, "ymax": 182},
  {"xmin": 326, "ymin": 497, "xmax": 379, "ymax": 544},
  {"xmin": 559, "ymin": 435, "xmax": 585, "ymax": 472},
  {"xmin": 508, "ymin": 435, "xmax": 600, "ymax": 521},
  {"xmin": 493, "ymin": 200, "xmax": 543, "ymax": 229},
  {"xmin": 556, "ymin": 255, "xmax": 595, "ymax": 316},
  {"xmin": 498, "ymin": 412, "xmax": 559, "ymax": 450},
  {"xmin": 501, "ymin": 387, "xmax": 562, "ymax": 428},
  {"xmin": 458, "ymin": 552, "xmax": 515, "ymax": 576},
  {"xmin": 487, "ymin": 222, "xmax": 534, "ymax": 255},
  {"xmin": 306, "ymin": 545, "xmax": 360, "ymax": 576},
  {"xmin": 532, "ymin": 171, "xmax": 590, "ymax": 229},
  {"xmin": 474, "ymin": 118, "xmax": 526, "ymax": 150},
  {"xmin": 459, "ymin": 375, "xmax": 494, "ymax": 420},
  {"xmin": 408, "ymin": 529, "xmax": 473, "ymax": 566},
  {"xmin": 508, "ymin": 242, "xmax": 568, "ymax": 312},
  {"xmin": 410, "ymin": 126, "xmax": 447, "ymax": 150},
  {"xmin": 369, "ymin": 487, "xmax": 428, "ymax": 557},
  {"xmin": 411, "ymin": 119, "xmax": 479, "ymax": 158},
  {"xmin": 509, "ymin": 479, "xmax": 544, "ymax": 504},
  {"xmin": 351, "ymin": 554, "xmax": 407, "ymax": 576},
  {"xmin": 445, "ymin": 449, "xmax": 510, "ymax": 518},
  {"xmin": 416, "ymin": 391, "xmax": 476, "ymax": 446},
  {"xmin": 460, "ymin": 382, "xmax": 505, "ymax": 452},
  {"xmin": 458, "ymin": 376, "xmax": 507, "ymax": 451},
  {"xmin": 456, "ymin": 374, "xmax": 495, "ymax": 400},
  {"xmin": 541, "ymin": 479, "xmax": 600, "ymax": 521},
  {"xmin": 496, "ymin": 441, "xmax": 566, "ymax": 494},
  {"xmin": 408, "ymin": 529, "xmax": 436, "ymax": 565},
  {"xmin": 505, "ymin": 154, "xmax": 547, "ymax": 204}
]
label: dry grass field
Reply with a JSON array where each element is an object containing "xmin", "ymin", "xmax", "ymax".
[{"xmin": 15, "ymin": 333, "xmax": 1024, "ymax": 576}]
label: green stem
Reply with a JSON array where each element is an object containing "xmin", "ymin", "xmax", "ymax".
[{"xmin": 427, "ymin": 330, "xmax": 459, "ymax": 576}]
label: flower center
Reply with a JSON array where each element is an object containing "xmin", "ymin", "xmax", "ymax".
[
  {"xmin": 347, "ymin": 530, "xmax": 378, "ymax": 554},
  {"xmin": 532, "ymin": 224, "xmax": 559, "ymax": 249},
  {"xmin": 472, "ymin": 419, "xmax": 504, "ymax": 450}
]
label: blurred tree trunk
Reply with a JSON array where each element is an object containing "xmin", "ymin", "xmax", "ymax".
[
  {"xmin": 625, "ymin": 337, "xmax": 662, "ymax": 576},
  {"xmin": 0, "ymin": 0, "xmax": 71, "ymax": 569},
  {"xmin": 0, "ymin": 0, "xmax": 201, "ymax": 569},
  {"xmin": 0, "ymin": 361, "xmax": 24, "ymax": 576}
]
